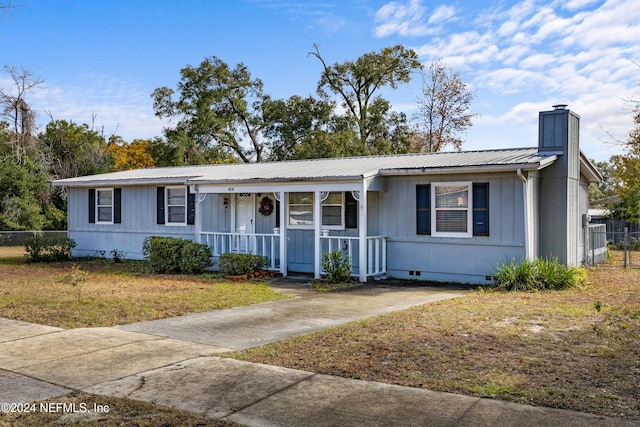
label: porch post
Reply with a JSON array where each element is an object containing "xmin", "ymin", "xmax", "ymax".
[
  {"xmin": 194, "ymin": 185, "xmax": 201, "ymax": 244},
  {"xmin": 279, "ymin": 191, "xmax": 287, "ymax": 277},
  {"xmin": 314, "ymin": 190, "xmax": 322, "ymax": 279},
  {"xmin": 358, "ymin": 182, "xmax": 367, "ymax": 283}
]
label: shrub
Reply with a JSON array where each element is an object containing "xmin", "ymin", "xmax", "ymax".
[
  {"xmin": 218, "ymin": 253, "xmax": 267, "ymax": 276},
  {"xmin": 24, "ymin": 235, "xmax": 76, "ymax": 262},
  {"xmin": 493, "ymin": 258, "xmax": 586, "ymax": 291},
  {"xmin": 180, "ymin": 242, "xmax": 213, "ymax": 274},
  {"xmin": 321, "ymin": 250, "xmax": 352, "ymax": 283},
  {"xmin": 142, "ymin": 237, "xmax": 212, "ymax": 274}
]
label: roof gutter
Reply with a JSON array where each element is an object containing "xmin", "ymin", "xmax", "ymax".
[
  {"xmin": 51, "ymin": 177, "xmax": 194, "ymax": 188},
  {"xmin": 378, "ymin": 159, "xmax": 556, "ymax": 177}
]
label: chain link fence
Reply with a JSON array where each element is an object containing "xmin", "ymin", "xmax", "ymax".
[
  {"xmin": 586, "ymin": 223, "xmax": 640, "ymax": 268},
  {"xmin": 0, "ymin": 231, "xmax": 68, "ymax": 247}
]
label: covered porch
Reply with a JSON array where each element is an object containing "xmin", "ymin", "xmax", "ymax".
[{"xmin": 191, "ymin": 180, "xmax": 386, "ymax": 282}]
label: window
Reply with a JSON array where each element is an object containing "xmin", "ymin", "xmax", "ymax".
[
  {"xmin": 322, "ymin": 192, "xmax": 343, "ymax": 227},
  {"xmin": 96, "ymin": 189, "xmax": 114, "ymax": 223},
  {"xmin": 156, "ymin": 186, "xmax": 195, "ymax": 225},
  {"xmin": 433, "ymin": 183, "xmax": 472, "ymax": 237},
  {"xmin": 166, "ymin": 187, "xmax": 186, "ymax": 224},
  {"xmin": 416, "ymin": 182, "xmax": 489, "ymax": 238},
  {"xmin": 287, "ymin": 192, "xmax": 352, "ymax": 229},
  {"xmin": 289, "ymin": 192, "xmax": 313, "ymax": 226},
  {"xmin": 89, "ymin": 188, "xmax": 121, "ymax": 224}
]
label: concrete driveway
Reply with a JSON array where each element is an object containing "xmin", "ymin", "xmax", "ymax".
[{"xmin": 115, "ymin": 277, "xmax": 471, "ymax": 350}]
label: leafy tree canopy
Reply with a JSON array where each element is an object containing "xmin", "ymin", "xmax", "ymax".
[
  {"xmin": 152, "ymin": 56, "xmax": 268, "ymax": 164},
  {"xmin": 309, "ymin": 44, "xmax": 421, "ymax": 154}
]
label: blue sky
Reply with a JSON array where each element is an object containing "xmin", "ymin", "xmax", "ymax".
[{"xmin": 1, "ymin": 0, "xmax": 638, "ymax": 161}]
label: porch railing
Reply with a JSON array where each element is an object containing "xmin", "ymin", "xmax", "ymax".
[
  {"xmin": 320, "ymin": 235, "xmax": 387, "ymax": 277},
  {"xmin": 200, "ymin": 232, "xmax": 280, "ymax": 270},
  {"xmin": 200, "ymin": 232, "xmax": 387, "ymax": 278}
]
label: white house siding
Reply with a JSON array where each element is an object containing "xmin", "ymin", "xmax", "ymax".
[
  {"xmin": 67, "ymin": 186, "xmax": 195, "ymax": 260},
  {"xmin": 382, "ymin": 174, "xmax": 526, "ymax": 284}
]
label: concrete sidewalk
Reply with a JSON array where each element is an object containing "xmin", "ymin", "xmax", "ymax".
[{"xmin": 0, "ymin": 282, "xmax": 636, "ymax": 426}]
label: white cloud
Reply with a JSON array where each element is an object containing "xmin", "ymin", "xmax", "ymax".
[
  {"xmin": 405, "ymin": 0, "xmax": 640, "ymax": 160},
  {"xmin": 428, "ymin": 5, "xmax": 455, "ymax": 25},
  {"xmin": 374, "ymin": 0, "xmax": 455, "ymax": 37},
  {"xmin": 27, "ymin": 75, "xmax": 163, "ymax": 141},
  {"xmin": 374, "ymin": 0, "xmax": 428, "ymax": 37}
]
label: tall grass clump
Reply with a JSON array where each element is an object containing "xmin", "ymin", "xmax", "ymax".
[{"xmin": 493, "ymin": 258, "xmax": 586, "ymax": 291}]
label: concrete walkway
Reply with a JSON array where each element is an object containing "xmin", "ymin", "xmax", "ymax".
[{"xmin": 0, "ymin": 279, "xmax": 636, "ymax": 426}]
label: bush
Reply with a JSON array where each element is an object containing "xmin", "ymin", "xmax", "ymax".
[
  {"xmin": 180, "ymin": 242, "xmax": 213, "ymax": 274},
  {"xmin": 218, "ymin": 253, "xmax": 267, "ymax": 276},
  {"xmin": 493, "ymin": 258, "xmax": 586, "ymax": 291},
  {"xmin": 24, "ymin": 235, "xmax": 76, "ymax": 262},
  {"xmin": 142, "ymin": 237, "xmax": 212, "ymax": 274},
  {"xmin": 321, "ymin": 250, "xmax": 352, "ymax": 283}
]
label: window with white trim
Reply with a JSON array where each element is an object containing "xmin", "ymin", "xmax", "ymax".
[
  {"xmin": 288, "ymin": 192, "xmax": 313, "ymax": 227},
  {"xmin": 166, "ymin": 186, "xmax": 187, "ymax": 224},
  {"xmin": 432, "ymin": 182, "xmax": 472, "ymax": 237},
  {"xmin": 322, "ymin": 192, "xmax": 344, "ymax": 227},
  {"xmin": 96, "ymin": 188, "xmax": 114, "ymax": 224}
]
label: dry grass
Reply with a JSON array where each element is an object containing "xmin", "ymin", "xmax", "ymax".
[
  {"xmin": 0, "ymin": 392, "xmax": 240, "ymax": 426},
  {"xmin": 0, "ymin": 247, "xmax": 288, "ymax": 328},
  {"xmin": 230, "ymin": 251, "xmax": 640, "ymax": 421}
]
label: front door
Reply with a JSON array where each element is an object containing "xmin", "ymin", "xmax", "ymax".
[{"xmin": 235, "ymin": 193, "xmax": 254, "ymax": 252}]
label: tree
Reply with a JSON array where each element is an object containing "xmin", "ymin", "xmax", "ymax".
[
  {"xmin": 152, "ymin": 56, "xmax": 268, "ymax": 164},
  {"xmin": 106, "ymin": 136, "xmax": 155, "ymax": 171},
  {"xmin": 39, "ymin": 119, "xmax": 113, "ymax": 180},
  {"xmin": 261, "ymin": 95, "xmax": 335, "ymax": 161},
  {"xmin": 588, "ymin": 158, "xmax": 616, "ymax": 203},
  {"xmin": 610, "ymin": 109, "xmax": 640, "ymax": 221},
  {"xmin": 309, "ymin": 44, "xmax": 422, "ymax": 154},
  {"xmin": 414, "ymin": 60, "xmax": 477, "ymax": 152},
  {"xmin": 0, "ymin": 65, "xmax": 43, "ymax": 164}
]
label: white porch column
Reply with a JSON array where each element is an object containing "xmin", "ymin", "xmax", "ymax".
[
  {"xmin": 193, "ymin": 186, "xmax": 201, "ymax": 244},
  {"xmin": 313, "ymin": 190, "xmax": 322, "ymax": 279},
  {"xmin": 279, "ymin": 191, "xmax": 287, "ymax": 277},
  {"xmin": 358, "ymin": 182, "xmax": 367, "ymax": 283}
]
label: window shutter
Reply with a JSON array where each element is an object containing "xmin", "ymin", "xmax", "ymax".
[
  {"xmin": 156, "ymin": 187, "xmax": 165, "ymax": 224},
  {"xmin": 275, "ymin": 200, "xmax": 280, "ymax": 228},
  {"xmin": 416, "ymin": 184, "xmax": 430, "ymax": 235},
  {"xmin": 345, "ymin": 192, "xmax": 358, "ymax": 229},
  {"xmin": 114, "ymin": 188, "xmax": 122, "ymax": 224},
  {"xmin": 473, "ymin": 183, "xmax": 489, "ymax": 236},
  {"xmin": 187, "ymin": 189, "xmax": 196, "ymax": 225},
  {"xmin": 88, "ymin": 189, "xmax": 96, "ymax": 224}
]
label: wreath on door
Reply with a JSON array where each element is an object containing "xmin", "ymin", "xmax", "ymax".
[{"xmin": 258, "ymin": 196, "xmax": 274, "ymax": 216}]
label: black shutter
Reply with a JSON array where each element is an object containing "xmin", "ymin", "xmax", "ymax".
[
  {"xmin": 416, "ymin": 184, "xmax": 430, "ymax": 235},
  {"xmin": 345, "ymin": 192, "xmax": 358, "ymax": 229},
  {"xmin": 473, "ymin": 183, "xmax": 489, "ymax": 236},
  {"xmin": 187, "ymin": 188, "xmax": 196, "ymax": 225},
  {"xmin": 156, "ymin": 187, "xmax": 165, "ymax": 224},
  {"xmin": 275, "ymin": 200, "xmax": 280, "ymax": 228},
  {"xmin": 114, "ymin": 188, "xmax": 122, "ymax": 224},
  {"xmin": 88, "ymin": 189, "xmax": 96, "ymax": 224}
]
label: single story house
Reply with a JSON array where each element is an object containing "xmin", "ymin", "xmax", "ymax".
[{"xmin": 53, "ymin": 106, "xmax": 601, "ymax": 283}]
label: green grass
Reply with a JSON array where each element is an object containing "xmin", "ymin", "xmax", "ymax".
[{"xmin": 0, "ymin": 251, "xmax": 289, "ymax": 328}]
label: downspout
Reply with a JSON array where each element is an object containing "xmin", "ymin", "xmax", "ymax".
[{"xmin": 517, "ymin": 169, "xmax": 530, "ymax": 260}]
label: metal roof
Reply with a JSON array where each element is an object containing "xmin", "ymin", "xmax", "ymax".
[{"xmin": 53, "ymin": 147, "xmax": 559, "ymax": 187}]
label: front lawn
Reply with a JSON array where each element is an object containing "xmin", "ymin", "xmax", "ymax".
[
  {"xmin": 0, "ymin": 247, "xmax": 288, "ymax": 328},
  {"xmin": 229, "ymin": 252, "xmax": 640, "ymax": 421}
]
